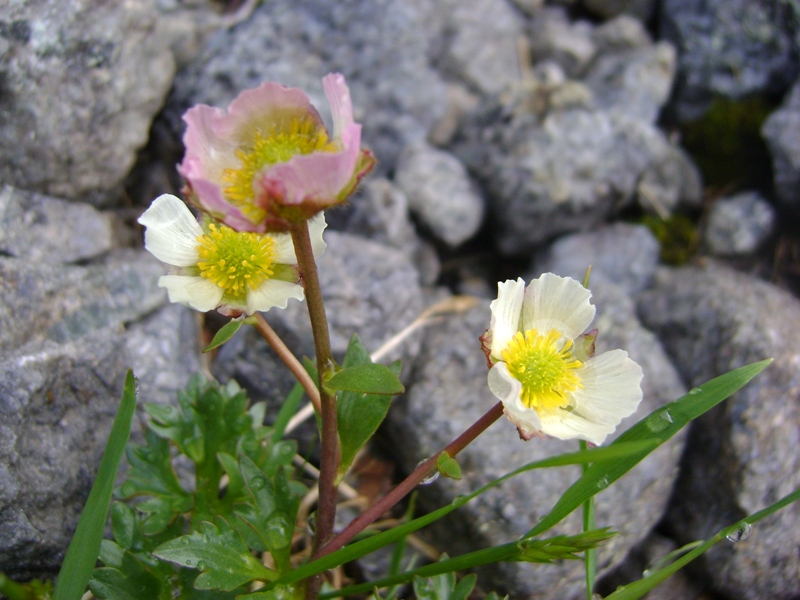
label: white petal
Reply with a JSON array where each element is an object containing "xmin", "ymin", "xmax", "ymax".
[
  {"xmin": 570, "ymin": 350, "xmax": 644, "ymax": 426},
  {"xmin": 272, "ymin": 231, "xmax": 296, "ymax": 264},
  {"xmin": 489, "ymin": 278, "xmax": 525, "ymax": 360},
  {"xmin": 159, "ymin": 275, "xmax": 223, "ymax": 312},
  {"xmin": 537, "ymin": 409, "xmax": 617, "ymax": 446},
  {"xmin": 489, "ymin": 363, "xmax": 544, "ymax": 439},
  {"xmin": 138, "ymin": 194, "xmax": 203, "ymax": 267},
  {"xmin": 522, "ymin": 273, "xmax": 595, "ymax": 340},
  {"xmin": 308, "ymin": 212, "xmax": 328, "ymax": 258},
  {"xmin": 271, "ymin": 212, "xmax": 327, "ymax": 264},
  {"xmin": 246, "ymin": 279, "xmax": 305, "ymax": 314}
]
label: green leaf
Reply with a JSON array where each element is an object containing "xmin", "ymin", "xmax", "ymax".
[
  {"xmin": 412, "ymin": 567, "xmax": 476, "ymax": 600},
  {"xmin": 234, "ymin": 456, "xmax": 301, "ymax": 573},
  {"xmin": 90, "ymin": 551, "xmax": 167, "ymax": 600},
  {"xmin": 54, "ymin": 370, "xmax": 138, "ymax": 600},
  {"xmin": 327, "ymin": 363, "xmax": 404, "ymax": 395},
  {"xmin": 605, "ymin": 485, "xmax": 800, "ymax": 600},
  {"xmin": 203, "ymin": 317, "xmax": 255, "ymax": 353},
  {"xmin": 152, "ymin": 517, "xmax": 278, "ymax": 591},
  {"xmin": 336, "ymin": 335, "xmax": 400, "ymax": 482},
  {"xmin": 117, "ymin": 430, "xmax": 192, "ymax": 534},
  {"xmin": 436, "ymin": 453, "xmax": 462, "ymax": 480}
]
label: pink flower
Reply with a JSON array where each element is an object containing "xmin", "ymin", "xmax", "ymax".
[{"xmin": 179, "ymin": 73, "xmax": 376, "ymax": 232}]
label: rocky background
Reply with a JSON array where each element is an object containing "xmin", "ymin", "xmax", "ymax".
[{"xmin": 1, "ymin": 0, "xmax": 799, "ymax": 598}]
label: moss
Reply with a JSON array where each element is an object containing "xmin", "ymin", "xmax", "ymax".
[
  {"xmin": 680, "ymin": 97, "xmax": 775, "ymax": 191},
  {"xmin": 643, "ymin": 213, "xmax": 700, "ymax": 265}
]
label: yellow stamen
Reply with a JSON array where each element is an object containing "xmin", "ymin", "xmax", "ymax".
[
  {"xmin": 221, "ymin": 117, "xmax": 338, "ymax": 222},
  {"xmin": 196, "ymin": 223, "xmax": 276, "ymax": 302},
  {"xmin": 501, "ymin": 328, "xmax": 583, "ymax": 413}
]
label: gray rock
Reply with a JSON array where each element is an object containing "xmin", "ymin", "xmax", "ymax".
[
  {"xmin": 0, "ymin": 238, "xmax": 206, "ymax": 577},
  {"xmin": 0, "ymin": 0, "xmax": 176, "ymax": 204},
  {"xmin": 454, "ymin": 103, "xmax": 691, "ymax": 254},
  {"xmin": 528, "ymin": 8, "xmax": 597, "ymax": 77},
  {"xmin": 386, "ymin": 283, "xmax": 686, "ymax": 598},
  {"xmin": 329, "ymin": 178, "xmax": 441, "ymax": 286},
  {"xmin": 762, "ymin": 77, "xmax": 800, "ymax": 211},
  {"xmin": 125, "ymin": 303, "xmax": 202, "ymax": 408},
  {"xmin": 584, "ymin": 42, "xmax": 676, "ymax": 123},
  {"xmin": 395, "ymin": 142, "xmax": 485, "ymax": 247},
  {"xmin": 0, "ymin": 186, "xmax": 113, "ymax": 264},
  {"xmin": 534, "ymin": 223, "xmax": 660, "ymax": 295},
  {"xmin": 0, "ymin": 250, "xmax": 166, "ymax": 352},
  {"xmin": 168, "ymin": 0, "xmax": 447, "ymax": 173},
  {"xmin": 704, "ymin": 191, "xmax": 775, "ymax": 256},
  {"xmin": 659, "ymin": 0, "xmax": 800, "ymax": 121},
  {"xmin": 637, "ymin": 263, "xmax": 800, "ymax": 600},
  {"xmin": 591, "ymin": 15, "xmax": 653, "ymax": 54},
  {"xmin": 411, "ymin": 0, "xmax": 524, "ymax": 95},
  {"xmin": 636, "ymin": 143, "xmax": 703, "ymax": 214},
  {"xmin": 0, "ymin": 329, "xmax": 129, "ymax": 580}
]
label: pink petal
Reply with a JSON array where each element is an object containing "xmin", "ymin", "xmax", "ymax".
[{"xmin": 323, "ymin": 73, "xmax": 354, "ymax": 140}]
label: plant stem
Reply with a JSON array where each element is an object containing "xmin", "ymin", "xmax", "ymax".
[
  {"xmin": 290, "ymin": 220, "xmax": 340, "ymax": 599},
  {"xmin": 315, "ymin": 401, "xmax": 505, "ymax": 560},
  {"xmin": 580, "ymin": 439, "xmax": 597, "ymax": 599},
  {"xmin": 252, "ymin": 313, "xmax": 321, "ymax": 415}
]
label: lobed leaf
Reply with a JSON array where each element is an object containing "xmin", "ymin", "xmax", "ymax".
[{"xmin": 152, "ymin": 517, "xmax": 277, "ymax": 591}]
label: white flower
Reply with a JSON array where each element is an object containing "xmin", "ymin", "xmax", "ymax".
[
  {"xmin": 138, "ymin": 194, "xmax": 326, "ymax": 315},
  {"xmin": 486, "ymin": 274, "xmax": 643, "ymax": 445}
]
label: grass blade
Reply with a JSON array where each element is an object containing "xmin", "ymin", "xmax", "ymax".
[{"xmin": 53, "ymin": 370, "xmax": 138, "ymax": 600}]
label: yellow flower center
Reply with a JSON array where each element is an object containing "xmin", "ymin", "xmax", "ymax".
[
  {"xmin": 221, "ymin": 117, "xmax": 338, "ymax": 223},
  {"xmin": 196, "ymin": 223, "xmax": 276, "ymax": 302},
  {"xmin": 501, "ymin": 328, "xmax": 583, "ymax": 413}
]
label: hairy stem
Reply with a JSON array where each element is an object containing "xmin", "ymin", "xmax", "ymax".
[
  {"xmin": 315, "ymin": 401, "xmax": 505, "ymax": 559},
  {"xmin": 290, "ymin": 220, "xmax": 340, "ymax": 599}
]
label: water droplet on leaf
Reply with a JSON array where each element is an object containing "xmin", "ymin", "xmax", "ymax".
[
  {"xmin": 645, "ymin": 409, "xmax": 674, "ymax": 433},
  {"xmin": 688, "ymin": 387, "xmax": 702, "ymax": 395},
  {"xmin": 264, "ymin": 512, "xmax": 292, "ymax": 549},
  {"xmin": 727, "ymin": 523, "xmax": 752, "ymax": 543},
  {"xmin": 596, "ymin": 475, "xmax": 610, "ymax": 490},
  {"xmin": 250, "ymin": 477, "xmax": 267, "ymax": 490}
]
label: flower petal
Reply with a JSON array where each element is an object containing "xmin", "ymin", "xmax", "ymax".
[
  {"xmin": 488, "ymin": 363, "xmax": 545, "ymax": 440},
  {"xmin": 246, "ymin": 279, "xmax": 305, "ymax": 314},
  {"xmin": 522, "ymin": 273, "xmax": 595, "ymax": 340},
  {"xmin": 538, "ymin": 349, "xmax": 643, "ymax": 445},
  {"xmin": 224, "ymin": 81, "xmax": 324, "ymax": 145},
  {"xmin": 323, "ymin": 73, "xmax": 354, "ymax": 141},
  {"xmin": 570, "ymin": 350, "xmax": 644, "ymax": 426},
  {"xmin": 489, "ymin": 278, "xmax": 525, "ymax": 360},
  {"xmin": 308, "ymin": 211, "xmax": 328, "ymax": 258},
  {"xmin": 138, "ymin": 194, "xmax": 202, "ymax": 267},
  {"xmin": 159, "ymin": 275, "xmax": 223, "ymax": 312}
]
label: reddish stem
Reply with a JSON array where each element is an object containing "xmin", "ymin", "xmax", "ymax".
[{"xmin": 314, "ymin": 401, "xmax": 505, "ymax": 559}]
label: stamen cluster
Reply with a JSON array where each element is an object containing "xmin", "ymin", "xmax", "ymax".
[{"xmin": 196, "ymin": 223, "xmax": 276, "ymax": 300}]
